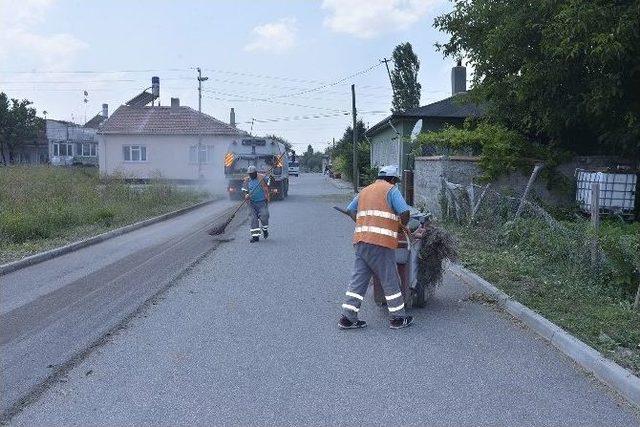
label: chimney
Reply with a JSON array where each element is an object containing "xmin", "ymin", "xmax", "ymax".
[
  {"xmin": 170, "ymin": 97, "xmax": 180, "ymax": 108},
  {"xmin": 102, "ymin": 103, "xmax": 108, "ymax": 118},
  {"xmin": 151, "ymin": 76, "xmax": 160, "ymax": 98},
  {"xmin": 230, "ymin": 108, "xmax": 236, "ymax": 127},
  {"xmin": 451, "ymin": 60, "xmax": 466, "ymax": 95}
]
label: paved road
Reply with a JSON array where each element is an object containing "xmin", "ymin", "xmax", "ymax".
[
  {"xmin": 0, "ymin": 198, "xmax": 237, "ymax": 417},
  {"xmin": 9, "ymin": 174, "xmax": 640, "ymax": 425}
]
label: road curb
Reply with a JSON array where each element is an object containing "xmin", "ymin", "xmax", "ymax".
[
  {"xmin": 0, "ymin": 199, "xmax": 217, "ymax": 276},
  {"xmin": 449, "ymin": 262, "xmax": 640, "ymax": 409}
]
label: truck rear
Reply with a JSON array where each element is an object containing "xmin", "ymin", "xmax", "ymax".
[{"xmin": 224, "ymin": 137, "xmax": 290, "ymax": 200}]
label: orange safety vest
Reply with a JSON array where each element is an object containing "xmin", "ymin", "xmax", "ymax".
[{"xmin": 353, "ymin": 180, "xmax": 401, "ymax": 249}]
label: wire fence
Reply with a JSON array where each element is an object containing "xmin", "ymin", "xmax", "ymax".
[{"xmin": 439, "ymin": 177, "xmax": 640, "ymax": 308}]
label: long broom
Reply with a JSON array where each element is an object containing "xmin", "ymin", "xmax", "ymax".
[{"xmin": 208, "ymin": 153, "xmax": 286, "ymax": 236}]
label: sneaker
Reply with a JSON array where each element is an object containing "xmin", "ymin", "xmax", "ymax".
[
  {"xmin": 250, "ymin": 236, "xmax": 259, "ymax": 243},
  {"xmin": 390, "ymin": 316, "xmax": 413, "ymax": 329},
  {"xmin": 338, "ymin": 316, "xmax": 367, "ymax": 330},
  {"xmin": 263, "ymin": 229, "xmax": 269, "ymax": 239}
]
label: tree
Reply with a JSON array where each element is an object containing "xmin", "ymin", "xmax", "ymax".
[
  {"xmin": 0, "ymin": 93, "xmax": 41, "ymax": 165},
  {"xmin": 300, "ymin": 144, "xmax": 323, "ymax": 172},
  {"xmin": 391, "ymin": 42, "xmax": 422, "ymax": 113},
  {"xmin": 434, "ymin": 0, "xmax": 640, "ymax": 161},
  {"xmin": 328, "ymin": 119, "xmax": 370, "ymax": 181}
]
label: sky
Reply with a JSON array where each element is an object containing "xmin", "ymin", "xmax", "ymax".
[{"xmin": 0, "ymin": 0, "xmax": 459, "ymax": 153}]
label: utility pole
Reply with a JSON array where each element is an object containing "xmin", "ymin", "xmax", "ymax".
[
  {"xmin": 351, "ymin": 84, "xmax": 358, "ymax": 193},
  {"xmin": 380, "ymin": 58, "xmax": 394, "ymax": 94},
  {"xmin": 197, "ymin": 67, "xmax": 208, "ymax": 179}
]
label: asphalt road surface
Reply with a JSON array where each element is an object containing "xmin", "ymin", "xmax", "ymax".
[
  {"xmin": 0, "ymin": 198, "xmax": 237, "ymax": 418},
  {"xmin": 7, "ymin": 174, "xmax": 640, "ymax": 425}
]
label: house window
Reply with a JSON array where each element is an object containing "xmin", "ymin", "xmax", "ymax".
[
  {"xmin": 123, "ymin": 145, "xmax": 147, "ymax": 162},
  {"xmin": 81, "ymin": 143, "xmax": 97, "ymax": 157},
  {"xmin": 90, "ymin": 144, "xmax": 97, "ymax": 157},
  {"xmin": 189, "ymin": 145, "xmax": 213, "ymax": 164},
  {"xmin": 54, "ymin": 142, "xmax": 74, "ymax": 156}
]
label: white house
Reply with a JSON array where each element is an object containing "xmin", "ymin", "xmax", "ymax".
[{"xmin": 98, "ymin": 98, "xmax": 245, "ymax": 183}]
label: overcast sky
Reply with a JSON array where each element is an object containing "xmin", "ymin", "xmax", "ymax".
[{"xmin": 0, "ymin": 0, "xmax": 458, "ymax": 152}]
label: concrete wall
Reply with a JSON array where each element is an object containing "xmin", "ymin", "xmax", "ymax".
[
  {"xmin": 414, "ymin": 156, "xmax": 480, "ymax": 216},
  {"xmin": 98, "ymin": 134, "xmax": 236, "ymax": 186},
  {"xmin": 414, "ymin": 155, "xmax": 634, "ymax": 217}
]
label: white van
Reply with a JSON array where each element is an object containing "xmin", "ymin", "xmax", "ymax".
[{"xmin": 289, "ymin": 160, "xmax": 300, "ymax": 177}]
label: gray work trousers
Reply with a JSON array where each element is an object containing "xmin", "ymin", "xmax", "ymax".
[
  {"xmin": 249, "ymin": 201, "xmax": 269, "ymax": 237},
  {"xmin": 342, "ymin": 242, "xmax": 407, "ymax": 320}
]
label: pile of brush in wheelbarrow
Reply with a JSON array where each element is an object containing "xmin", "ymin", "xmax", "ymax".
[{"xmin": 372, "ymin": 211, "xmax": 458, "ymax": 308}]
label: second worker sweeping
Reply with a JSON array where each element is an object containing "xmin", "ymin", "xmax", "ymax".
[{"xmin": 243, "ymin": 165, "xmax": 270, "ymax": 243}]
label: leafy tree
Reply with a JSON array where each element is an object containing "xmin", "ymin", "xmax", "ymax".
[
  {"xmin": 300, "ymin": 144, "xmax": 323, "ymax": 172},
  {"xmin": 0, "ymin": 93, "xmax": 41, "ymax": 165},
  {"xmin": 434, "ymin": 0, "xmax": 640, "ymax": 161},
  {"xmin": 328, "ymin": 120, "xmax": 370, "ymax": 181},
  {"xmin": 391, "ymin": 42, "xmax": 422, "ymax": 113}
]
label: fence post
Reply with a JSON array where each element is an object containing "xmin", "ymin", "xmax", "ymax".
[
  {"xmin": 515, "ymin": 163, "xmax": 544, "ymax": 219},
  {"xmin": 590, "ymin": 182, "xmax": 600, "ymax": 271},
  {"xmin": 634, "ymin": 271, "xmax": 640, "ymax": 311}
]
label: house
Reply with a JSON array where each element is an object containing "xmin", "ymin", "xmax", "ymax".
[
  {"xmin": 46, "ymin": 118, "xmax": 99, "ymax": 166},
  {"xmin": 366, "ymin": 62, "xmax": 484, "ymax": 173},
  {"xmin": 98, "ymin": 96, "xmax": 245, "ymax": 182}
]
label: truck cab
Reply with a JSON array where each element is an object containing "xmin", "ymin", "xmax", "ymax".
[{"xmin": 224, "ymin": 137, "xmax": 290, "ymax": 200}]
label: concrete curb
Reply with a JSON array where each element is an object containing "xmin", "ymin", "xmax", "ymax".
[
  {"xmin": 0, "ymin": 199, "xmax": 217, "ymax": 276},
  {"xmin": 448, "ymin": 263, "xmax": 640, "ymax": 409}
]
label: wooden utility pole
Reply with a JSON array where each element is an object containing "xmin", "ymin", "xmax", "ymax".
[
  {"xmin": 380, "ymin": 58, "xmax": 394, "ymax": 92},
  {"xmin": 197, "ymin": 67, "xmax": 208, "ymax": 180},
  {"xmin": 351, "ymin": 84, "xmax": 358, "ymax": 193}
]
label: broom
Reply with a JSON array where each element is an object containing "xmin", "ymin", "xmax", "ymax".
[{"xmin": 208, "ymin": 153, "xmax": 286, "ymax": 236}]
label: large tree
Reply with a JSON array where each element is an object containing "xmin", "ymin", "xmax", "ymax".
[
  {"xmin": 328, "ymin": 119, "xmax": 370, "ymax": 181},
  {"xmin": 390, "ymin": 42, "xmax": 422, "ymax": 113},
  {"xmin": 434, "ymin": 0, "xmax": 640, "ymax": 160},
  {"xmin": 300, "ymin": 144, "xmax": 323, "ymax": 172},
  {"xmin": 0, "ymin": 93, "xmax": 41, "ymax": 165}
]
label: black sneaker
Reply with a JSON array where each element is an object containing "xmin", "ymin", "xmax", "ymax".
[
  {"xmin": 250, "ymin": 236, "xmax": 259, "ymax": 243},
  {"xmin": 390, "ymin": 316, "xmax": 413, "ymax": 329},
  {"xmin": 263, "ymin": 229, "xmax": 269, "ymax": 239},
  {"xmin": 338, "ymin": 316, "xmax": 367, "ymax": 330}
]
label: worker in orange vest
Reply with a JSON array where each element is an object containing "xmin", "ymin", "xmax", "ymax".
[{"xmin": 338, "ymin": 165, "xmax": 414, "ymax": 330}]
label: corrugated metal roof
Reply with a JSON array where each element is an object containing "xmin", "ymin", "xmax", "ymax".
[{"xmin": 98, "ymin": 105, "xmax": 246, "ymax": 136}]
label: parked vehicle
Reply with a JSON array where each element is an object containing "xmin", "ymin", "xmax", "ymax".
[
  {"xmin": 289, "ymin": 160, "xmax": 300, "ymax": 177},
  {"xmin": 224, "ymin": 137, "xmax": 290, "ymax": 200}
]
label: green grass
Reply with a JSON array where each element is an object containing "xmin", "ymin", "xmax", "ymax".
[
  {"xmin": 448, "ymin": 220, "xmax": 640, "ymax": 375},
  {"xmin": 0, "ymin": 166, "xmax": 210, "ymax": 263}
]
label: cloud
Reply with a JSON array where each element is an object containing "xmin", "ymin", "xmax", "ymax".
[
  {"xmin": 244, "ymin": 18, "xmax": 297, "ymax": 54},
  {"xmin": 322, "ymin": 0, "xmax": 441, "ymax": 39},
  {"xmin": 0, "ymin": 0, "xmax": 88, "ymax": 70}
]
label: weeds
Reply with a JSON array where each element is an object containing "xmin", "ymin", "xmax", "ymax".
[{"xmin": 0, "ymin": 166, "xmax": 209, "ymax": 262}]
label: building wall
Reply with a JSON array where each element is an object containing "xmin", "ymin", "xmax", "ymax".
[
  {"xmin": 99, "ymin": 134, "xmax": 236, "ymax": 185},
  {"xmin": 46, "ymin": 120, "xmax": 98, "ymax": 166}
]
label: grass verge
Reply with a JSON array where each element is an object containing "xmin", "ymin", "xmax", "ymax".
[
  {"xmin": 447, "ymin": 220, "xmax": 640, "ymax": 376},
  {"xmin": 0, "ymin": 166, "xmax": 213, "ymax": 264}
]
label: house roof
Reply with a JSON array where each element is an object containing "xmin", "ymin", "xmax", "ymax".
[
  {"xmin": 98, "ymin": 105, "xmax": 246, "ymax": 136},
  {"xmin": 366, "ymin": 94, "xmax": 485, "ymax": 136},
  {"xmin": 84, "ymin": 113, "xmax": 106, "ymax": 129}
]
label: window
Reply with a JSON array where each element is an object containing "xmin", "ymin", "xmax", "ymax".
[
  {"xmin": 189, "ymin": 145, "xmax": 214, "ymax": 164},
  {"xmin": 90, "ymin": 144, "xmax": 97, "ymax": 157},
  {"xmin": 80, "ymin": 143, "xmax": 97, "ymax": 157},
  {"xmin": 53, "ymin": 142, "xmax": 73, "ymax": 156},
  {"xmin": 123, "ymin": 145, "xmax": 147, "ymax": 162}
]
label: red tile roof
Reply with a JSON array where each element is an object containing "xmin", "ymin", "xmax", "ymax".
[{"xmin": 98, "ymin": 105, "xmax": 245, "ymax": 136}]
